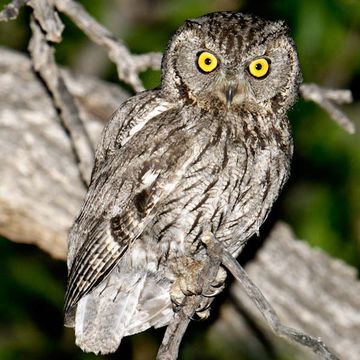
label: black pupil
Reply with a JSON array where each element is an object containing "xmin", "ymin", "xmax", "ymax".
[
  {"xmin": 204, "ymin": 57, "xmax": 212, "ymax": 65},
  {"xmin": 255, "ymin": 63, "xmax": 263, "ymax": 70}
]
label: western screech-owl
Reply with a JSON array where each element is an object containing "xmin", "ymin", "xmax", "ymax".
[{"xmin": 64, "ymin": 11, "xmax": 301, "ymax": 354}]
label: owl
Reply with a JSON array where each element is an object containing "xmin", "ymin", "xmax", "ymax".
[{"xmin": 64, "ymin": 11, "xmax": 301, "ymax": 354}]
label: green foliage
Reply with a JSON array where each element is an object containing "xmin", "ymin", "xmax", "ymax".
[{"xmin": 0, "ymin": 0, "xmax": 359, "ymax": 359}]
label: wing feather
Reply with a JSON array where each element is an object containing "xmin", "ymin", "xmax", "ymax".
[
  {"xmin": 64, "ymin": 234, "xmax": 126, "ymax": 316},
  {"xmin": 65, "ymin": 99, "xmax": 202, "ymax": 322}
]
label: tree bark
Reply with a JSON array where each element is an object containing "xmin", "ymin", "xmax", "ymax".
[{"xmin": 0, "ymin": 47, "xmax": 127, "ymax": 258}]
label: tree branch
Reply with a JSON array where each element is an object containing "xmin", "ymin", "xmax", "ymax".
[
  {"xmin": 28, "ymin": 0, "xmax": 64, "ymax": 42},
  {"xmin": 0, "ymin": 1, "xmax": 356, "ymax": 134},
  {"xmin": 222, "ymin": 248, "xmax": 339, "ymax": 360},
  {"xmin": 156, "ymin": 299, "xmax": 194, "ymax": 360},
  {"xmin": 0, "ymin": 47, "xmax": 127, "ymax": 258},
  {"xmin": 0, "ymin": 44, "xmax": 358, "ymax": 358},
  {"xmin": 212, "ymin": 223, "xmax": 360, "ymax": 360},
  {"xmin": 28, "ymin": 10, "xmax": 94, "ymax": 186},
  {"xmin": 157, "ymin": 230, "xmax": 223, "ymax": 360},
  {"xmin": 0, "ymin": 1, "xmax": 358, "ymax": 358},
  {"xmin": 0, "ymin": 0, "xmax": 28, "ymax": 21},
  {"xmin": 54, "ymin": 0, "xmax": 162, "ymax": 92},
  {"xmin": 300, "ymin": 83, "xmax": 355, "ymax": 134}
]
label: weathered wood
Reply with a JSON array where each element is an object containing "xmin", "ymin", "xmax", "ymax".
[
  {"xmin": 211, "ymin": 223, "xmax": 360, "ymax": 360},
  {"xmin": 0, "ymin": 47, "xmax": 128, "ymax": 258},
  {"xmin": 300, "ymin": 83, "xmax": 355, "ymax": 134}
]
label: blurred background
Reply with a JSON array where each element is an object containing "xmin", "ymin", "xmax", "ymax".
[{"xmin": 0, "ymin": 0, "xmax": 359, "ymax": 359}]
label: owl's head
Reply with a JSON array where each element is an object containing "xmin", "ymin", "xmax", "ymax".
[{"xmin": 161, "ymin": 12, "xmax": 301, "ymax": 114}]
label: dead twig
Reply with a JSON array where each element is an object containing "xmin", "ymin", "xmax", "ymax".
[
  {"xmin": 1, "ymin": 1, "xmax": 356, "ymax": 134},
  {"xmin": 300, "ymin": 83, "xmax": 355, "ymax": 134},
  {"xmin": 0, "ymin": 2, "xmax": 357, "ymax": 358},
  {"xmin": 28, "ymin": 0, "xmax": 64, "ymax": 42},
  {"xmin": 28, "ymin": 8, "xmax": 94, "ymax": 186},
  {"xmin": 156, "ymin": 298, "xmax": 196, "ymax": 360},
  {"xmin": 0, "ymin": 0, "xmax": 28, "ymax": 21},
  {"xmin": 54, "ymin": 0, "xmax": 162, "ymax": 92}
]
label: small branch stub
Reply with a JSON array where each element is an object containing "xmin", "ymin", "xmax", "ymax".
[{"xmin": 0, "ymin": 0, "xmax": 28, "ymax": 21}]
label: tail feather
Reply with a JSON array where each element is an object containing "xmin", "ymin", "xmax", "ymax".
[
  {"xmin": 73, "ymin": 268, "xmax": 172, "ymax": 355},
  {"xmin": 124, "ymin": 277, "xmax": 173, "ymax": 336}
]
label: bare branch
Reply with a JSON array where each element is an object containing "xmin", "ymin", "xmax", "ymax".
[
  {"xmin": 0, "ymin": 1, "xmax": 357, "ymax": 356},
  {"xmin": 54, "ymin": 0, "xmax": 162, "ymax": 92},
  {"xmin": 27, "ymin": 0, "xmax": 64, "ymax": 42},
  {"xmin": 18, "ymin": 0, "xmax": 358, "ymax": 134},
  {"xmin": 222, "ymin": 222, "xmax": 360, "ymax": 360},
  {"xmin": 221, "ymin": 249, "xmax": 339, "ymax": 360},
  {"xmin": 300, "ymin": 83, "xmax": 355, "ymax": 134},
  {"xmin": 156, "ymin": 298, "xmax": 195, "ymax": 360},
  {"xmin": 0, "ymin": 0, "xmax": 28, "ymax": 21},
  {"xmin": 132, "ymin": 52, "xmax": 162, "ymax": 73},
  {"xmin": 28, "ymin": 14, "xmax": 94, "ymax": 186}
]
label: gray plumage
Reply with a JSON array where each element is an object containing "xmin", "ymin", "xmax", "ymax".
[{"xmin": 64, "ymin": 11, "xmax": 301, "ymax": 354}]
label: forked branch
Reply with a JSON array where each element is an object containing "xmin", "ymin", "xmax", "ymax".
[
  {"xmin": 300, "ymin": 83, "xmax": 355, "ymax": 134},
  {"xmin": 0, "ymin": 2, "xmax": 356, "ymax": 359},
  {"xmin": 158, "ymin": 234, "xmax": 340, "ymax": 360},
  {"xmin": 53, "ymin": 0, "xmax": 162, "ymax": 92},
  {"xmin": 156, "ymin": 298, "xmax": 196, "ymax": 360},
  {"xmin": 28, "ymin": 13, "xmax": 94, "ymax": 186},
  {"xmin": 221, "ymin": 249, "xmax": 339, "ymax": 360}
]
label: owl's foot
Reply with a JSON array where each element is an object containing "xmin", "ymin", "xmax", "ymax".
[
  {"xmin": 201, "ymin": 266, "xmax": 227, "ymax": 297},
  {"xmin": 170, "ymin": 257, "xmax": 204, "ymax": 309},
  {"xmin": 170, "ymin": 277, "xmax": 212, "ymax": 320},
  {"xmin": 170, "ymin": 229, "xmax": 227, "ymax": 319}
]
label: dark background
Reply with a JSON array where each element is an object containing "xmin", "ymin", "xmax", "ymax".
[{"xmin": 0, "ymin": 0, "xmax": 359, "ymax": 359}]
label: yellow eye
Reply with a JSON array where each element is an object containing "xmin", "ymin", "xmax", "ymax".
[
  {"xmin": 197, "ymin": 51, "xmax": 218, "ymax": 73},
  {"xmin": 248, "ymin": 58, "xmax": 270, "ymax": 78}
]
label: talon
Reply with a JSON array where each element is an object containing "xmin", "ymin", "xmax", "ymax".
[
  {"xmin": 191, "ymin": 308, "xmax": 210, "ymax": 321},
  {"xmin": 197, "ymin": 309, "xmax": 210, "ymax": 320},
  {"xmin": 196, "ymin": 299, "xmax": 211, "ymax": 312},
  {"xmin": 215, "ymin": 267, "xmax": 227, "ymax": 284},
  {"xmin": 202, "ymin": 284, "xmax": 225, "ymax": 297},
  {"xmin": 190, "ymin": 296, "xmax": 212, "ymax": 320},
  {"xmin": 202, "ymin": 267, "xmax": 227, "ymax": 297},
  {"xmin": 172, "ymin": 302, "xmax": 182, "ymax": 313}
]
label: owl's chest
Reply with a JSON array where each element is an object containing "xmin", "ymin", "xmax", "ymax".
[
  {"xmin": 150, "ymin": 129, "xmax": 290, "ymax": 257},
  {"xmin": 216, "ymin": 145, "xmax": 290, "ymax": 254}
]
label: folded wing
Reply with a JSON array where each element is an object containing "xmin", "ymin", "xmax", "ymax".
[{"xmin": 64, "ymin": 103, "xmax": 200, "ymax": 324}]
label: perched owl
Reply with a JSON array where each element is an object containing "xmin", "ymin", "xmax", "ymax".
[{"xmin": 64, "ymin": 11, "xmax": 301, "ymax": 354}]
